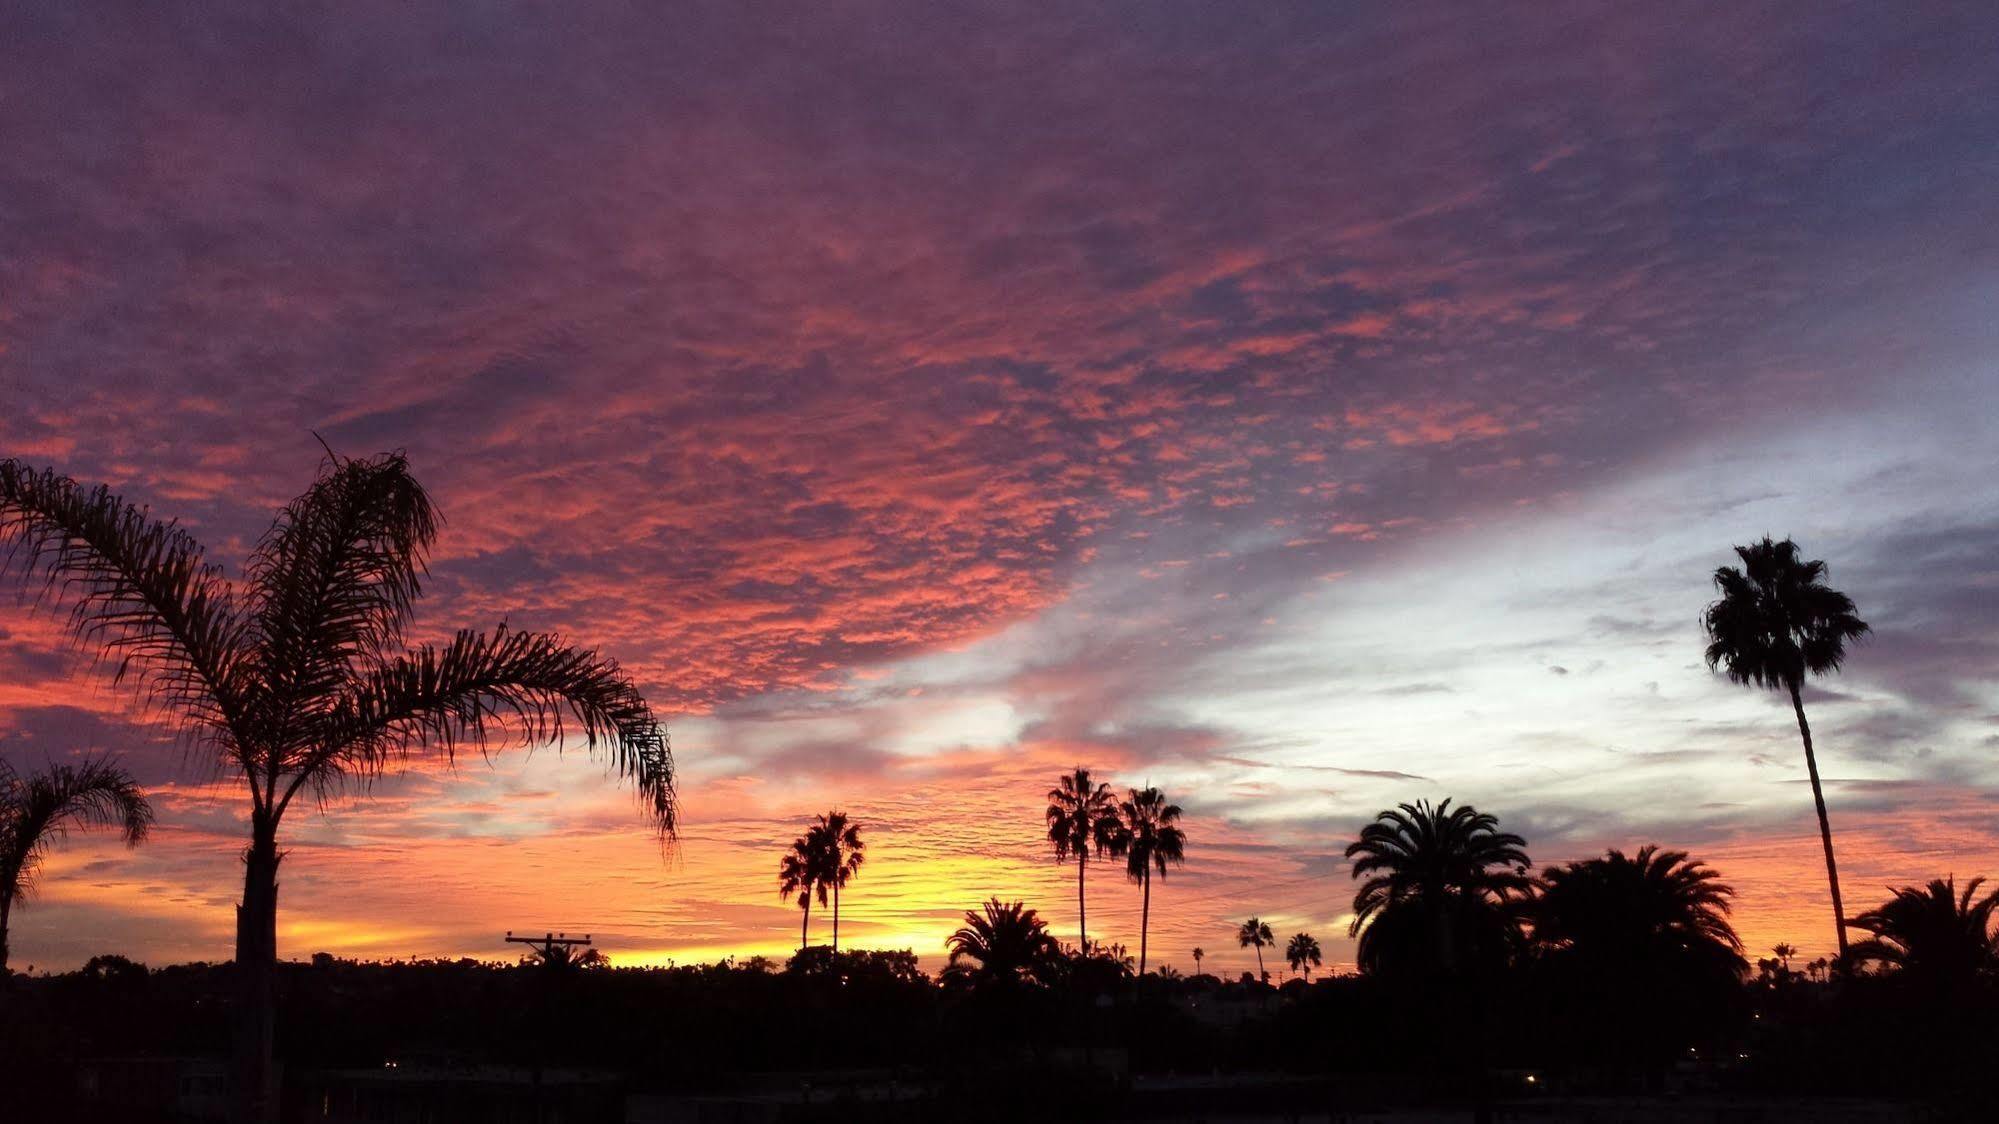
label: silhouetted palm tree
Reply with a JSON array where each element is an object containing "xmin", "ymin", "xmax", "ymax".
[
  {"xmin": 810, "ymin": 811, "xmax": 864, "ymax": 951},
  {"xmin": 1532, "ymin": 846, "xmax": 1744, "ymax": 978},
  {"xmin": 778, "ymin": 835, "xmax": 823, "ymax": 953},
  {"xmin": 0, "ymin": 756, "xmax": 153, "ymax": 975},
  {"xmin": 1191, "ymin": 946, "xmax": 1204, "ymax": 975},
  {"xmin": 1530, "ymin": 847, "xmax": 1747, "ymax": 1069},
  {"xmin": 1046, "ymin": 767, "xmax": 1122, "ymax": 952},
  {"xmin": 0, "ymin": 452, "xmax": 675, "ymax": 1121},
  {"xmin": 1771, "ymin": 942, "xmax": 1798, "ymax": 974},
  {"xmin": 521, "ymin": 943, "xmax": 608, "ymax": 972},
  {"xmin": 1703, "ymin": 536, "xmax": 1868, "ymax": 959},
  {"xmin": 945, "ymin": 898, "xmax": 1061, "ymax": 989},
  {"xmin": 1237, "ymin": 917, "xmax": 1274, "ymax": 982},
  {"xmin": 1346, "ymin": 799, "xmax": 1530, "ymax": 978},
  {"xmin": 1116, "ymin": 786, "xmax": 1185, "ymax": 975},
  {"xmin": 1285, "ymin": 932, "xmax": 1322, "ymax": 980},
  {"xmin": 1847, "ymin": 877, "xmax": 1999, "ymax": 991}
]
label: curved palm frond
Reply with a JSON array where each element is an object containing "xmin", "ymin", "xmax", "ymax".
[
  {"xmin": 0, "ymin": 460, "xmax": 253, "ymax": 748},
  {"xmin": 291, "ymin": 624, "xmax": 675, "ymax": 833}
]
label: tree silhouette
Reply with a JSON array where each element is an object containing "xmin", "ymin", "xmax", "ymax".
[
  {"xmin": 1847, "ymin": 876, "xmax": 1999, "ymax": 992},
  {"xmin": 807, "ymin": 811, "xmax": 864, "ymax": 951},
  {"xmin": 1045, "ymin": 768, "xmax": 1121, "ymax": 952},
  {"xmin": 778, "ymin": 834, "xmax": 823, "ymax": 953},
  {"xmin": 1703, "ymin": 536, "xmax": 1868, "ymax": 959},
  {"xmin": 0, "ymin": 755, "xmax": 153, "ymax": 975},
  {"xmin": 944, "ymin": 898, "xmax": 1061, "ymax": 990},
  {"xmin": 1191, "ymin": 946, "xmax": 1204, "ymax": 975},
  {"xmin": 1285, "ymin": 932, "xmax": 1323, "ymax": 980},
  {"xmin": 1533, "ymin": 846, "xmax": 1743, "ymax": 986},
  {"xmin": 1345, "ymin": 799, "xmax": 1530, "ymax": 978},
  {"xmin": 1534, "ymin": 846, "xmax": 1742, "ymax": 965},
  {"xmin": 1237, "ymin": 917, "xmax": 1274, "ymax": 983},
  {"xmin": 0, "ymin": 452, "xmax": 675, "ymax": 1121},
  {"xmin": 1530, "ymin": 846, "xmax": 1747, "ymax": 1069},
  {"xmin": 1772, "ymin": 942, "xmax": 1798, "ymax": 973},
  {"xmin": 1116, "ymin": 786, "xmax": 1185, "ymax": 975}
]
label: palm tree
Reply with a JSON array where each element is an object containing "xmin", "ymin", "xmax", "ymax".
[
  {"xmin": 777, "ymin": 834, "xmax": 823, "ymax": 953},
  {"xmin": 944, "ymin": 898, "xmax": 1061, "ymax": 989},
  {"xmin": 1191, "ymin": 946, "xmax": 1204, "ymax": 975},
  {"xmin": 1237, "ymin": 917, "xmax": 1274, "ymax": 982},
  {"xmin": 810, "ymin": 810, "xmax": 864, "ymax": 951},
  {"xmin": 1531, "ymin": 847, "xmax": 1747, "ymax": 1067},
  {"xmin": 1345, "ymin": 799, "xmax": 1530, "ymax": 978},
  {"xmin": 1046, "ymin": 768, "xmax": 1122, "ymax": 952},
  {"xmin": 1847, "ymin": 876, "xmax": 1999, "ymax": 991},
  {"xmin": 1772, "ymin": 942, "xmax": 1798, "ymax": 974},
  {"xmin": 1703, "ymin": 536, "xmax": 1869, "ymax": 959},
  {"xmin": 0, "ymin": 452, "xmax": 675, "ymax": 1121},
  {"xmin": 1532, "ymin": 846, "xmax": 1744, "ymax": 978},
  {"xmin": 1285, "ymin": 932, "xmax": 1323, "ymax": 980},
  {"xmin": 1116, "ymin": 786, "xmax": 1185, "ymax": 975},
  {"xmin": 0, "ymin": 756, "xmax": 153, "ymax": 975}
]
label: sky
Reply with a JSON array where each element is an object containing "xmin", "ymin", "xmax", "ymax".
[{"xmin": 3, "ymin": 2, "xmax": 1997, "ymax": 977}]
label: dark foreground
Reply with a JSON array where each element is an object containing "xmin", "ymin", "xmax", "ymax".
[{"xmin": 4, "ymin": 950, "xmax": 1990, "ymax": 1122}]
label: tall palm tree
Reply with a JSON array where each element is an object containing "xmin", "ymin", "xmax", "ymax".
[
  {"xmin": 1237, "ymin": 917, "xmax": 1273, "ymax": 982},
  {"xmin": 1046, "ymin": 768, "xmax": 1122, "ymax": 952},
  {"xmin": 1532, "ymin": 846, "xmax": 1744, "ymax": 978},
  {"xmin": 1191, "ymin": 946, "xmax": 1204, "ymax": 975},
  {"xmin": 1847, "ymin": 876, "xmax": 1999, "ymax": 991},
  {"xmin": 810, "ymin": 810, "xmax": 864, "ymax": 951},
  {"xmin": 1285, "ymin": 932, "xmax": 1322, "ymax": 980},
  {"xmin": 0, "ymin": 452, "xmax": 675, "ymax": 1122},
  {"xmin": 1116, "ymin": 786, "xmax": 1185, "ymax": 975},
  {"xmin": 1345, "ymin": 799, "xmax": 1530, "ymax": 978},
  {"xmin": 1703, "ymin": 536, "xmax": 1868, "ymax": 959},
  {"xmin": 944, "ymin": 897, "xmax": 1062, "ymax": 989},
  {"xmin": 777, "ymin": 834, "xmax": 823, "ymax": 953},
  {"xmin": 0, "ymin": 755, "xmax": 153, "ymax": 975}
]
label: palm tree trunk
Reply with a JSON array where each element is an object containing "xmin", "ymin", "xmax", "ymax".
[
  {"xmin": 1790, "ymin": 680, "xmax": 1849, "ymax": 960},
  {"xmin": 1138, "ymin": 868, "xmax": 1151, "ymax": 976},
  {"xmin": 1254, "ymin": 944, "xmax": 1265, "ymax": 982},
  {"xmin": 800, "ymin": 898, "xmax": 810, "ymax": 954},
  {"xmin": 1, "ymin": 892, "xmax": 12, "ymax": 977},
  {"xmin": 832, "ymin": 880, "xmax": 840, "ymax": 953},
  {"xmin": 234, "ymin": 813, "xmax": 282, "ymax": 1124},
  {"xmin": 1077, "ymin": 852, "xmax": 1088, "ymax": 953}
]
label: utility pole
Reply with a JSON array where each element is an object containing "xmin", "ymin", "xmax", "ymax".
[
  {"xmin": 503, "ymin": 931, "xmax": 593, "ymax": 1124},
  {"xmin": 504, "ymin": 930, "xmax": 594, "ymax": 966}
]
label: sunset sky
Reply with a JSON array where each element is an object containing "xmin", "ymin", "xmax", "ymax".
[{"xmin": 3, "ymin": 4, "xmax": 1997, "ymax": 978}]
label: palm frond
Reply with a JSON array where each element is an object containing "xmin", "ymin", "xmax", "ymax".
[
  {"xmin": 0, "ymin": 460, "xmax": 252, "ymax": 747},
  {"xmin": 246, "ymin": 449, "xmax": 439, "ymax": 758},
  {"xmin": 295, "ymin": 625, "xmax": 674, "ymax": 835}
]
